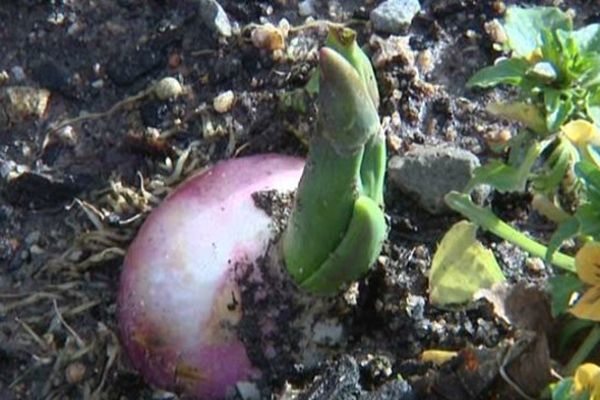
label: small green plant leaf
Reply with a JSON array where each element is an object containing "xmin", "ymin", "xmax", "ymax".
[
  {"xmin": 558, "ymin": 318, "xmax": 595, "ymax": 354},
  {"xmin": 547, "ymin": 216, "xmax": 580, "ymax": 261},
  {"xmin": 572, "ymin": 23, "xmax": 600, "ymax": 54},
  {"xmin": 468, "ymin": 141, "xmax": 541, "ymax": 192},
  {"xmin": 467, "ymin": 58, "xmax": 530, "ymax": 88},
  {"xmin": 545, "ymin": 89, "xmax": 574, "ymax": 132},
  {"xmin": 429, "ymin": 220, "xmax": 505, "ymax": 307},
  {"xmin": 548, "ymin": 273, "xmax": 585, "ymax": 317},
  {"xmin": 503, "ymin": 6, "xmax": 572, "ymax": 57}
]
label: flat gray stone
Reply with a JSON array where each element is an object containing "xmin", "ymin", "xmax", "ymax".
[
  {"xmin": 197, "ymin": 0, "xmax": 232, "ymax": 37},
  {"xmin": 388, "ymin": 146, "xmax": 482, "ymax": 214},
  {"xmin": 370, "ymin": 0, "xmax": 421, "ymax": 34}
]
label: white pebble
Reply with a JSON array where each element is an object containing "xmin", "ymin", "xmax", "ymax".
[{"xmin": 213, "ymin": 90, "xmax": 235, "ymax": 113}]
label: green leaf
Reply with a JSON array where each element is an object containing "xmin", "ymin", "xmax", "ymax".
[
  {"xmin": 429, "ymin": 221, "xmax": 506, "ymax": 307},
  {"xmin": 576, "ymin": 161, "xmax": 600, "ymax": 204},
  {"xmin": 575, "ymin": 204, "xmax": 600, "ymax": 239},
  {"xmin": 550, "ymin": 377, "xmax": 589, "ymax": 400},
  {"xmin": 548, "ymin": 273, "xmax": 585, "ymax": 317},
  {"xmin": 467, "ymin": 58, "xmax": 530, "ymax": 88},
  {"xmin": 572, "ymin": 23, "xmax": 600, "ymax": 54},
  {"xmin": 533, "ymin": 138, "xmax": 573, "ymax": 194},
  {"xmin": 547, "ymin": 216, "xmax": 580, "ymax": 260},
  {"xmin": 504, "ymin": 6, "xmax": 572, "ymax": 57},
  {"xmin": 528, "ymin": 61, "xmax": 558, "ymax": 83},
  {"xmin": 545, "ymin": 89, "xmax": 574, "ymax": 132},
  {"xmin": 468, "ymin": 141, "xmax": 541, "ymax": 192},
  {"xmin": 486, "ymin": 102, "xmax": 547, "ymax": 134},
  {"xmin": 558, "ymin": 319, "xmax": 596, "ymax": 354}
]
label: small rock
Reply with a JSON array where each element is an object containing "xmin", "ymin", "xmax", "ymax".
[
  {"xmin": 65, "ymin": 362, "xmax": 86, "ymax": 384},
  {"xmin": 298, "ymin": 0, "xmax": 317, "ymax": 16},
  {"xmin": 1, "ymin": 86, "xmax": 50, "ymax": 128},
  {"xmin": 361, "ymin": 379, "xmax": 415, "ymax": 400},
  {"xmin": 196, "ymin": 0, "xmax": 232, "ymax": 37},
  {"xmin": 370, "ymin": 0, "xmax": 421, "ymax": 34},
  {"xmin": 153, "ymin": 77, "xmax": 183, "ymax": 100},
  {"xmin": 299, "ymin": 355, "xmax": 361, "ymax": 399},
  {"xmin": 10, "ymin": 66, "xmax": 26, "ymax": 82},
  {"xmin": 235, "ymin": 382, "xmax": 261, "ymax": 400},
  {"xmin": 388, "ymin": 146, "xmax": 483, "ymax": 214},
  {"xmin": 213, "ymin": 90, "xmax": 234, "ymax": 113}
]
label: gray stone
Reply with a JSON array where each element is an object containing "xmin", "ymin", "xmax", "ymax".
[
  {"xmin": 370, "ymin": 0, "xmax": 421, "ymax": 34},
  {"xmin": 298, "ymin": 0, "xmax": 317, "ymax": 16},
  {"xmin": 197, "ymin": 0, "xmax": 232, "ymax": 37},
  {"xmin": 388, "ymin": 146, "xmax": 483, "ymax": 214}
]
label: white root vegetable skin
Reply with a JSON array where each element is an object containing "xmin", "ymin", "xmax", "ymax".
[{"xmin": 117, "ymin": 155, "xmax": 304, "ymax": 399}]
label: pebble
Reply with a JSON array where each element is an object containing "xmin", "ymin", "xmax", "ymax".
[
  {"xmin": 65, "ymin": 362, "xmax": 86, "ymax": 384},
  {"xmin": 213, "ymin": 90, "xmax": 235, "ymax": 113},
  {"xmin": 388, "ymin": 145, "xmax": 484, "ymax": 214},
  {"xmin": 236, "ymin": 382, "xmax": 261, "ymax": 400},
  {"xmin": 10, "ymin": 66, "xmax": 26, "ymax": 82},
  {"xmin": 370, "ymin": 0, "xmax": 421, "ymax": 34},
  {"xmin": 153, "ymin": 77, "xmax": 183, "ymax": 100},
  {"xmin": 298, "ymin": 0, "xmax": 317, "ymax": 16},
  {"xmin": 196, "ymin": 0, "xmax": 232, "ymax": 37}
]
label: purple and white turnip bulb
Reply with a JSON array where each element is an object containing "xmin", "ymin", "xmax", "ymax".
[{"xmin": 117, "ymin": 154, "xmax": 304, "ymax": 399}]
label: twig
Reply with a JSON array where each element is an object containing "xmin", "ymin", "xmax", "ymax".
[{"xmin": 53, "ymin": 299, "xmax": 85, "ymax": 348}]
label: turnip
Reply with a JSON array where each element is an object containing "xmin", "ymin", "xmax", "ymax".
[{"xmin": 118, "ymin": 27, "xmax": 386, "ymax": 399}]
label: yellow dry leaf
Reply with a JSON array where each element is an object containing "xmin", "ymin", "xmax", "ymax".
[
  {"xmin": 420, "ymin": 349, "xmax": 458, "ymax": 365},
  {"xmin": 429, "ymin": 221, "xmax": 506, "ymax": 307}
]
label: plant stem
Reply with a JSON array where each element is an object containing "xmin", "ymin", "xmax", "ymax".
[
  {"xmin": 445, "ymin": 192, "xmax": 576, "ymax": 273},
  {"xmin": 565, "ymin": 324, "xmax": 600, "ymax": 376}
]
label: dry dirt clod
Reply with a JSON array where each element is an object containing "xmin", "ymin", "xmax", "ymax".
[{"xmin": 1, "ymin": 86, "xmax": 50, "ymax": 128}]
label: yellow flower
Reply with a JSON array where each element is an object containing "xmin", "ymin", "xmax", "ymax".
[
  {"xmin": 573, "ymin": 363, "xmax": 600, "ymax": 400},
  {"xmin": 561, "ymin": 120, "xmax": 600, "ymax": 169},
  {"xmin": 570, "ymin": 242, "xmax": 600, "ymax": 321}
]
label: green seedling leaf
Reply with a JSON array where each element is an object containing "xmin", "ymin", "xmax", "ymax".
[
  {"xmin": 468, "ymin": 141, "xmax": 541, "ymax": 192},
  {"xmin": 558, "ymin": 318, "xmax": 595, "ymax": 354},
  {"xmin": 533, "ymin": 137, "xmax": 575, "ymax": 195},
  {"xmin": 547, "ymin": 216, "xmax": 580, "ymax": 261},
  {"xmin": 528, "ymin": 61, "xmax": 558, "ymax": 83},
  {"xmin": 576, "ymin": 161, "xmax": 600, "ymax": 204},
  {"xmin": 545, "ymin": 89, "xmax": 574, "ymax": 133},
  {"xmin": 503, "ymin": 6, "xmax": 572, "ymax": 57},
  {"xmin": 429, "ymin": 220, "xmax": 505, "ymax": 307},
  {"xmin": 548, "ymin": 273, "xmax": 585, "ymax": 317},
  {"xmin": 467, "ymin": 58, "xmax": 530, "ymax": 88},
  {"xmin": 572, "ymin": 23, "xmax": 600, "ymax": 54},
  {"xmin": 486, "ymin": 102, "xmax": 547, "ymax": 134}
]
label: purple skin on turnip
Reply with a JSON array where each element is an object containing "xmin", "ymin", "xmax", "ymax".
[{"xmin": 117, "ymin": 155, "xmax": 304, "ymax": 399}]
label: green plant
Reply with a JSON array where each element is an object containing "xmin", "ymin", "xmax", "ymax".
[
  {"xmin": 466, "ymin": 6, "xmax": 600, "ymax": 204},
  {"xmin": 283, "ymin": 27, "xmax": 387, "ymax": 295}
]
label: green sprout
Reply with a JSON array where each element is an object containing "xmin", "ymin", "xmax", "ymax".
[{"xmin": 282, "ymin": 28, "xmax": 386, "ymax": 296}]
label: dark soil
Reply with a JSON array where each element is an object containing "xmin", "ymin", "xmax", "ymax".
[{"xmin": 1, "ymin": 1, "xmax": 599, "ymax": 399}]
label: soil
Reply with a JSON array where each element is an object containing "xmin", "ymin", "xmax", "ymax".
[{"xmin": 1, "ymin": 0, "xmax": 599, "ymax": 399}]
